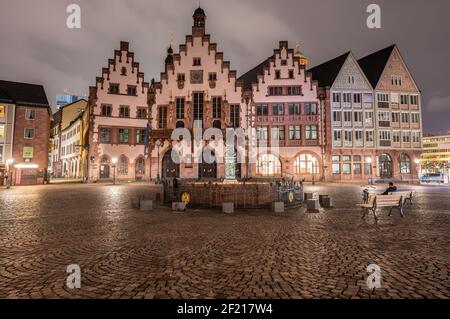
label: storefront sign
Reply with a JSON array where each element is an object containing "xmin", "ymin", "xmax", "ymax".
[{"xmin": 23, "ymin": 146, "xmax": 34, "ymax": 159}]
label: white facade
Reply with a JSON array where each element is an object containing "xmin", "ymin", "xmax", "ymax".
[{"xmin": 60, "ymin": 116, "xmax": 83, "ymax": 178}]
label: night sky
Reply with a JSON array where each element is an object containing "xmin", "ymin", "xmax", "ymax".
[{"xmin": 0, "ymin": 0, "xmax": 449, "ymax": 134}]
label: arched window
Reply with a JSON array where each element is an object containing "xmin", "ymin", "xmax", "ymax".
[
  {"xmin": 398, "ymin": 154, "xmax": 411, "ymax": 174},
  {"xmin": 135, "ymin": 157, "xmax": 145, "ymax": 175},
  {"xmin": 100, "ymin": 155, "xmax": 110, "ymax": 164},
  {"xmin": 294, "ymin": 153, "xmax": 319, "ymax": 174},
  {"xmin": 118, "ymin": 155, "xmax": 128, "ymax": 175},
  {"xmin": 257, "ymin": 154, "xmax": 281, "ymax": 176}
]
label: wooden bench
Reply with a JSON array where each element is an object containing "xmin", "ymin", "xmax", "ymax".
[
  {"xmin": 357, "ymin": 194, "xmax": 404, "ymax": 220},
  {"xmin": 389, "ymin": 191, "xmax": 413, "ymax": 205}
]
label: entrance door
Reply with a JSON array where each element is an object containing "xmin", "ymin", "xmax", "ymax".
[
  {"xmin": 199, "ymin": 150, "xmax": 217, "ymax": 179},
  {"xmin": 100, "ymin": 164, "xmax": 110, "ymax": 179},
  {"xmin": 162, "ymin": 150, "xmax": 180, "ymax": 179},
  {"xmin": 379, "ymin": 154, "xmax": 393, "ymax": 178}
]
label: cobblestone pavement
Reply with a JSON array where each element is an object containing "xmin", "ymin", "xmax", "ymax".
[{"xmin": 0, "ymin": 183, "xmax": 449, "ymax": 299}]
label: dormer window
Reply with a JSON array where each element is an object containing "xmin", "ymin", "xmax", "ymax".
[
  {"xmin": 177, "ymin": 73, "xmax": 186, "ymax": 81},
  {"xmin": 109, "ymin": 84, "xmax": 119, "ymax": 94},
  {"xmin": 391, "ymin": 75, "xmax": 402, "ymax": 86},
  {"xmin": 275, "ymin": 70, "xmax": 281, "ymax": 79},
  {"xmin": 348, "ymin": 76, "xmax": 355, "ymax": 84},
  {"xmin": 193, "ymin": 58, "xmax": 201, "ymax": 66},
  {"xmin": 121, "ymin": 67, "xmax": 127, "ymax": 76}
]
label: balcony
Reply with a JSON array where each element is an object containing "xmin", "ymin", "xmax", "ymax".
[
  {"xmin": 354, "ymin": 121, "xmax": 363, "ymax": 128},
  {"xmin": 343, "ymin": 121, "xmax": 352, "ymax": 128}
]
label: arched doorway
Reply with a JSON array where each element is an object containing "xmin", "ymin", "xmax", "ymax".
[
  {"xmin": 162, "ymin": 149, "xmax": 180, "ymax": 179},
  {"xmin": 99, "ymin": 156, "xmax": 110, "ymax": 179},
  {"xmin": 293, "ymin": 153, "xmax": 320, "ymax": 174},
  {"xmin": 379, "ymin": 153, "xmax": 393, "ymax": 178},
  {"xmin": 256, "ymin": 154, "xmax": 281, "ymax": 176},
  {"xmin": 199, "ymin": 149, "xmax": 217, "ymax": 179},
  {"xmin": 135, "ymin": 156, "xmax": 145, "ymax": 180}
]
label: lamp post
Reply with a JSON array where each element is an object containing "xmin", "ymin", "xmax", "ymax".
[
  {"xmin": 366, "ymin": 157, "xmax": 373, "ymax": 185},
  {"xmin": 112, "ymin": 157, "xmax": 117, "ymax": 185},
  {"xmin": 156, "ymin": 140, "xmax": 161, "ymax": 184},
  {"xmin": 6, "ymin": 158, "xmax": 14, "ymax": 189}
]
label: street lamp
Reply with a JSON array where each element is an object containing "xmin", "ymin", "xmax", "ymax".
[
  {"xmin": 156, "ymin": 140, "xmax": 161, "ymax": 184},
  {"xmin": 6, "ymin": 158, "xmax": 13, "ymax": 189},
  {"xmin": 112, "ymin": 157, "xmax": 117, "ymax": 185},
  {"xmin": 366, "ymin": 157, "xmax": 373, "ymax": 185}
]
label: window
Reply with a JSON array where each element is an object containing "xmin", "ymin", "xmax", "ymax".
[
  {"xmin": 176, "ymin": 98, "xmax": 185, "ymax": 119},
  {"xmin": 332, "ymin": 156, "xmax": 340, "ymax": 174},
  {"xmin": 158, "ymin": 106, "xmax": 168, "ymax": 129},
  {"xmin": 402, "ymin": 131, "xmax": 410, "ymax": 143},
  {"xmin": 120, "ymin": 67, "xmax": 127, "ymax": 76},
  {"xmin": 257, "ymin": 154, "xmax": 281, "ymax": 175},
  {"xmin": 305, "ymin": 103, "xmax": 317, "ymax": 115},
  {"xmin": 127, "ymin": 85, "xmax": 137, "ymax": 96},
  {"xmin": 288, "ymin": 103, "xmax": 300, "ymax": 115},
  {"xmin": 24, "ymin": 128, "xmax": 34, "ymax": 139},
  {"xmin": 305, "ymin": 125, "xmax": 317, "ymax": 140},
  {"xmin": 392, "ymin": 112, "xmax": 400, "ymax": 123},
  {"xmin": 398, "ymin": 154, "xmax": 411, "ymax": 174},
  {"xmin": 393, "ymin": 131, "xmax": 401, "ymax": 143},
  {"xmin": 364, "ymin": 156, "xmax": 372, "ymax": 175},
  {"xmin": 412, "ymin": 131, "xmax": 421, "ymax": 143},
  {"xmin": 135, "ymin": 157, "xmax": 145, "ymax": 175},
  {"xmin": 119, "ymin": 105, "xmax": 130, "ymax": 118},
  {"xmin": 344, "ymin": 131, "xmax": 352, "ymax": 142},
  {"xmin": 193, "ymin": 58, "xmax": 201, "ymax": 66},
  {"xmin": 343, "ymin": 93, "xmax": 351, "ymax": 103},
  {"xmin": 287, "ymin": 86, "xmax": 302, "ymax": 95},
  {"xmin": 268, "ymin": 86, "xmax": 283, "ymax": 96},
  {"xmin": 332, "ymin": 93, "xmax": 341, "ymax": 103},
  {"xmin": 118, "ymin": 128, "xmax": 129, "ymax": 144},
  {"xmin": 400, "ymin": 95, "xmax": 408, "ymax": 104},
  {"xmin": 344, "ymin": 111, "xmax": 352, "ymax": 122},
  {"xmin": 354, "ymin": 112, "xmax": 363, "ymax": 122},
  {"xmin": 193, "ymin": 92, "xmax": 204, "ymax": 123},
  {"xmin": 272, "ymin": 104, "xmax": 284, "ymax": 116},
  {"xmin": 401, "ymin": 113, "xmax": 410, "ymax": 123},
  {"xmin": 289, "ymin": 70, "xmax": 294, "ymax": 79},
  {"xmin": 275, "ymin": 70, "xmax": 281, "ymax": 79},
  {"xmin": 256, "ymin": 104, "xmax": 268, "ymax": 116},
  {"xmin": 348, "ymin": 76, "xmax": 355, "ymax": 84},
  {"xmin": 109, "ymin": 84, "xmax": 119, "ymax": 94},
  {"xmin": 353, "ymin": 93, "xmax": 362, "ymax": 104},
  {"xmin": 271, "ymin": 126, "xmax": 285, "ymax": 140},
  {"xmin": 333, "ymin": 111, "xmax": 341, "ymax": 122},
  {"xmin": 101, "ymin": 104, "xmax": 112, "ymax": 117},
  {"xmin": 177, "ymin": 73, "xmax": 185, "ymax": 81},
  {"xmin": 365, "ymin": 112, "xmax": 373, "ymax": 125},
  {"xmin": 378, "ymin": 111, "xmax": 390, "ymax": 121},
  {"xmin": 25, "ymin": 109, "xmax": 36, "ymax": 120},
  {"xmin": 257, "ymin": 126, "xmax": 268, "ymax": 141},
  {"xmin": 377, "ymin": 93, "xmax": 389, "ymax": 102},
  {"xmin": 100, "ymin": 128, "xmax": 111, "ymax": 143},
  {"xmin": 294, "ymin": 154, "xmax": 319, "ymax": 174},
  {"xmin": 137, "ymin": 107, "xmax": 147, "ymax": 119},
  {"xmin": 353, "ymin": 156, "xmax": 362, "ymax": 175},
  {"xmin": 136, "ymin": 129, "xmax": 146, "ymax": 144},
  {"xmin": 355, "ymin": 130, "xmax": 363, "ymax": 142},
  {"xmin": 391, "ymin": 75, "xmax": 402, "ymax": 86},
  {"xmin": 289, "ymin": 125, "xmax": 301, "ymax": 140},
  {"xmin": 342, "ymin": 155, "xmax": 351, "ymax": 174},
  {"xmin": 208, "ymin": 73, "xmax": 217, "ymax": 81},
  {"xmin": 411, "ymin": 113, "xmax": 420, "ymax": 124},
  {"xmin": 410, "ymin": 95, "xmax": 418, "ymax": 105},
  {"xmin": 230, "ymin": 105, "xmax": 240, "ymax": 128},
  {"xmin": 365, "ymin": 131, "xmax": 374, "ymax": 142},
  {"xmin": 118, "ymin": 156, "xmax": 128, "ymax": 175},
  {"xmin": 333, "ymin": 130, "xmax": 341, "ymax": 143},
  {"xmin": 379, "ymin": 130, "xmax": 391, "ymax": 141}
]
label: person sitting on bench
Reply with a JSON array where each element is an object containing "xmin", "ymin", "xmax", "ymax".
[{"xmin": 382, "ymin": 182, "xmax": 397, "ymax": 195}]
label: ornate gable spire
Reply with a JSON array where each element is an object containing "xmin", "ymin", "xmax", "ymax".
[{"xmin": 192, "ymin": 6, "xmax": 206, "ymax": 37}]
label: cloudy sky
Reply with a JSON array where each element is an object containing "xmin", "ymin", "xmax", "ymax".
[{"xmin": 0, "ymin": 0, "xmax": 449, "ymax": 133}]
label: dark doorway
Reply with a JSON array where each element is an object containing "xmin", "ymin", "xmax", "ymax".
[
  {"xmin": 379, "ymin": 153, "xmax": 393, "ymax": 178},
  {"xmin": 199, "ymin": 150, "xmax": 217, "ymax": 179},
  {"xmin": 162, "ymin": 149, "xmax": 180, "ymax": 179}
]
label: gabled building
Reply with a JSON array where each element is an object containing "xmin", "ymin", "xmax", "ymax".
[
  {"xmin": 359, "ymin": 45, "xmax": 422, "ymax": 181},
  {"xmin": 88, "ymin": 42, "xmax": 150, "ymax": 182},
  {"xmin": 0, "ymin": 80, "xmax": 51, "ymax": 185},
  {"xmin": 239, "ymin": 41, "xmax": 323, "ymax": 181},
  {"xmin": 149, "ymin": 7, "xmax": 247, "ymax": 180},
  {"xmin": 309, "ymin": 52, "xmax": 375, "ymax": 181}
]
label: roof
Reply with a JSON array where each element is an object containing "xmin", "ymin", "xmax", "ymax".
[
  {"xmin": 194, "ymin": 7, "xmax": 206, "ymax": 17},
  {"xmin": 307, "ymin": 52, "xmax": 350, "ymax": 88},
  {"xmin": 0, "ymin": 80, "xmax": 50, "ymax": 107},
  {"xmin": 358, "ymin": 45, "xmax": 396, "ymax": 88},
  {"xmin": 238, "ymin": 56, "xmax": 272, "ymax": 91}
]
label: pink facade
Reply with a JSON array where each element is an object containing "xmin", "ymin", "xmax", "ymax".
[{"xmin": 88, "ymin": 42, "xmax": 150, "ymax": 182}]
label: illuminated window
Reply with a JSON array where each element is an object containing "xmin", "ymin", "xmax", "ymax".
[
  {"xmin": 118, "ymin": 155, "xmax": 129, "ymax": 175},
  {"xmin": 294, "ymin": 153, "xmax": 319, "ymax": 174},
  {"xmin": 398, "ymin": 154, "xmax": 411, "ymax": 174},
  {"xmin": 257, "ymin": 154, "xmax": 281, "ymax": 176}
]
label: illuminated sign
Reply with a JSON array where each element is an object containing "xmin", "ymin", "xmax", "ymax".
[{"xmin": 23, "ymin": 146, "xmax": 34, "ymax": 159}]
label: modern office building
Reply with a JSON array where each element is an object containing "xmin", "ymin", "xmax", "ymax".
[{"xmin": 420, "ymin": 133, "xmax": 450, "ymax": 183}]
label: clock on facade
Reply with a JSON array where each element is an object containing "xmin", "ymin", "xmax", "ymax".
[{"xmin": 190, "ymin": 70, "xmax": 203, "ymax": 84}]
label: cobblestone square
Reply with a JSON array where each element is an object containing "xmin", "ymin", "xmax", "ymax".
[{"xmin": 0, "ymin": 183, "xmax": 449, "ymax": 299}]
